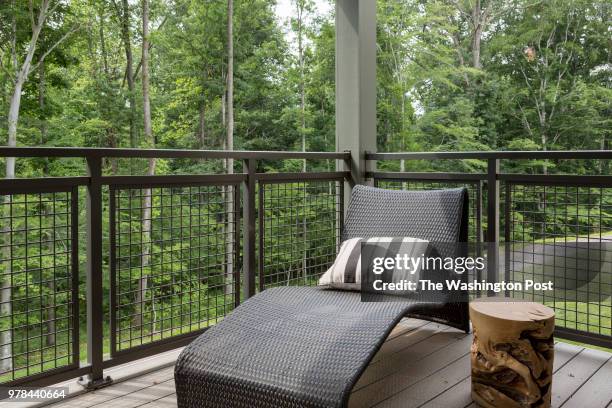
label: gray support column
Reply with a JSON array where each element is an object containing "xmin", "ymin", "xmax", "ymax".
[{"xmin": 336, "ymin": 0, "xmax": 377, "ymax": 210}]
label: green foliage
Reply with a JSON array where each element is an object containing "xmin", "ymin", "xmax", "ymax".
[{"xmin": 0, "ymin": 0, "xmax": 611, "ymax": 380}]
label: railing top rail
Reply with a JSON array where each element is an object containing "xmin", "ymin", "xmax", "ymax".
[
  {"xmin": 0, "ymin": 146, "xmax": 350, "ymax": 160},
  {"xmin": 367, "ymin": 171, "xmax": 487, "ymax": 181},
  {"xmin": 4, "ymin": 147, "xmax": 612, "ymax": 161},
  {"xmin": 367, "ymin": 150, "xmax": 612, "ymax": 160}
]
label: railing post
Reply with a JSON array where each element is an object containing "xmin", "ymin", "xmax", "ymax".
[
  {"xmin": 243, "ymin": 159, "xmax": 257, "ymax": 299},
  {"xmin": 341, "ymin": 151, "xmax": 353, "ymax": 217},
  {"xmin": 504, "ymin": 182, "xmax": 512, "ymax": 297},
  {"xmin": 80, "ymin": 156, "xmax": 111, "ymax": 388},
  {"xmin": 486, "ymin": 158, "xmax": 500, "ymax": 296}
]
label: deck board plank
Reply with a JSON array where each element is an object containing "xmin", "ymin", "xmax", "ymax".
[
  {"xmin": 138, "ymin": 394, "xmax": 178, "ymax": 408},
  {"xmin": 561, "ymin": 355, "xmax": 612, "ymax": 408},
  {"xmin": 349, "ymin": 334, "xmax": 472, "ymax": 407},
  {"xmin": 369, "ymin": 322, "xmax": 447, "ymax": 365},
  {"xmin": 354, "ymin": 327, "xmax": 467, "ymax": 389},
  {"xmin": 419, "ymin": 376, "xmax": 472, "ymax": 408},
  {"xmin": 552, "ymin": 342, "xmax": 585, "ymax": 371},
  {"xmin": 45, "ymin": 319, "xmax": 612, "ymax": 408},
  {"xmin": 387, "ymin": 318, "xmax": 429, "ymax": 341},
  {"xmin": 94, "ymin": 380, "xmax": 175, "ymax": 408},
  {"xmin": 53, "ymin": 368, "xmax": 175, "ymax": 408},
  {"xmin": 379, "ymin": 353, "xmax": 471, "ymax": 408},
  {"xmin": 551, "ymin": 348, "xmax": 611, "ymax": 408}
]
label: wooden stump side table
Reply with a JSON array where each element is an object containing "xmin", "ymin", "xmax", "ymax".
[{"xmin": 469, "ymin": 298, "xmax": 555, "ymax": 408}]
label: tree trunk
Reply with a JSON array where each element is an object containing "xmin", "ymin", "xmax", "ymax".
[
  {"xmin": 221, "ymin": 89, "xmax": 226, "ymax": 149},
  {"xmin": 226, "ymin": 0, "xmax": 234, "ymax": 151},
  {"xmin": 600, "ymin": 136, "xmax": 607, "ymax": 174},
  {"xmin": 38, "ymin": 61, "xmax": 55, "ymax": 346},
  {"xmin": 119, "ymin": 0, "xmax": 138, "ymax": 148},
  {"xmin": 297, "ymin": 0, "xmax": 306, "ymax": 172},
  {"xmin": 97, "ymin": 7, "xmax": 119, "ymax": 172},
  {"xmin": 142, "ymin": 0, "xmax": 152, "ymax": 148},
  {"xmin": 2, "ymin": 0, "xmax": 67, "ymax": 372},
  {"xmin": 98, "ymin": 8, "xmax": 109, "ymax": 76},
  {"xmin": 0, "ymin": 43, "xmax": 13, "ymax": 367},
  {"xmin": 471, "ymin": 0, "xmax": 483, "ymax": 70},
  {"xmin": 0, "ymin": 188, "xmax": 12, "ymax": 374},
  {"xmin": 6, "ymin": 0, "xmax": 48, "ymax": 168},
  {"xmin": 0, "ymin": 189, "xmax": 12, "ymax": 373},
  {"xmin": 1, "ymin": 48, "xmax": 29, "ymax": 377},
  {"xmin": 39, "ymin": 62, "xmax": 47, "ymax": 148},
  {"xmin": 296, "ymin": 1, "xmax": 308, "ymax": 281},
  {"xmin": 541, "ymin": 133, "xmax": 548, "ymax": 175},
  {"xmin": 472, "ymin": 28, "xmax": 482, "ymax": 70},
  {"xmin": 6, "ymin": 80, "xmax": 23, "ymax": 179},
  {"xmin": 225, "ymin": 0, "xmax": 235, "ymax": 297},
  {"xmin": 134, "ymin": 0, "xmax": 156, "ymax": 331},
  {"xmin": 198, "ymin": 101, "xmax": 206, "ymax": 149}
]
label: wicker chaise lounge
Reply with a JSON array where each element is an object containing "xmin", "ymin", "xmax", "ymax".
[{"xmin": 174, "ymin": 185, "xmax": 470, "ymax": 408}]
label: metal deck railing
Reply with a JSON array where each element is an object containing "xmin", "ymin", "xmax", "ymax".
[
  {"xmin": 0, "ymin": 147, "xmax": 610, "ymax": 389},
  {"xmin": 0, "ymin": 147, "xmax": 347, "ymax": 388},
  {"xmin": 368, "ymin": 150, "xmax": 612, "ymax": 349}
]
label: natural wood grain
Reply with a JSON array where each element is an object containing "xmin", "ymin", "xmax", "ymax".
[{"xmin": 470, "ymin": 298, "xmax": 555, "ymax": 408}]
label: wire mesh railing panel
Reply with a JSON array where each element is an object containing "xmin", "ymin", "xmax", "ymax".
[
  {"xmin": 506, "ymin": 183, "xmax": 612, "ymax": 337},
  {"xmin": 259, "ymin": 180, "xmax": 342, "ymax": 289},
  {"xmin": 375, "ymin": 180, "xmax": 482, "ymax": 244},
  {"xmin": 110, "ymin": 183, "xmax": 239, "ymax": 353},
  {"xmin": 0, "ymin": 189, "xmax": 78, "ymax": 384}
]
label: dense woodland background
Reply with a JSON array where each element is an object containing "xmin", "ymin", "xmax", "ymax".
[
  {"xmin": 0, "ymin": 0, "xmax": 610, "ymax": 176},
  {"xmin": 0, "ymin": 0, "xmax": 610, "ymax": 380}
]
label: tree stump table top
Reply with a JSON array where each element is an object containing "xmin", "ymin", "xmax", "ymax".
[{"xmin": 469, "ymin": 297, "xmax": 555, "ymax": 408}]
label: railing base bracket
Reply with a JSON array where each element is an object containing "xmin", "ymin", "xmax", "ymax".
[{"xmin": 78, "ymin": 375, "xmax": 113, "ymax": 390}]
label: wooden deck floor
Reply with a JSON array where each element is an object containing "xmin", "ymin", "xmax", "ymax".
[{"xmin": 48, "ymin": 318, "xmax": 612, "ymax": 408}]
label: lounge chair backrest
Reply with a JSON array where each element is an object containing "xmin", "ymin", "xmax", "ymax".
[
  {"xmin": 343, "ymin": 185, "xmax": 468, "ymax": 245},
  {"xmin": 342, "ymin": 185, "xmax": 470, "ymax": 331}
]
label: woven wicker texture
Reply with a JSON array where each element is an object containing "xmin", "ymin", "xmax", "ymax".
[
  {"xmin": 343, "ymin": 185, "xmax": 468, "ymax": 246},
  {"xmin": 343, "ymin": 185, "xmax": 470, "ymax": 331},
  {"xmin": 175, "ymin": 287, "xmax": 416, "ymax": 408},
  {"xmin": 175, "ymin": 186, "xmax": 470, "ymax": 408}
]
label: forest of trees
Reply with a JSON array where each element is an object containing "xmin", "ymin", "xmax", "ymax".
[
  {"xmin": 0, "ymin": 0, "xmax": 608, "ymax": 176},
  {"xmin": 0, "ymin": 0, "xmax": 610, "ymax": 381}
]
